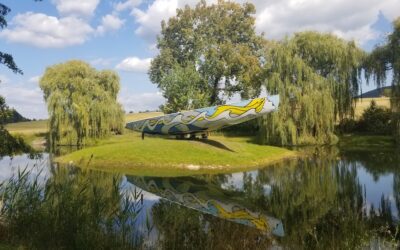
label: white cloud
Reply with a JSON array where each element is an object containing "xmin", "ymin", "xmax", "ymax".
[
  {"xmin": 28, "ymin": 75, "xmax": 41, "ymax": 84},
  {"xmin": 115, "ymin": 0, "xmax": 143, "ymax": 12},
  {"xmin": 0, "ymin": 12, "xmax": 93, "ymax": 48},
  {"xmin": 118, "ymin": 91, "xmax": 165, "ymax": 112},
  {"xmin": 131, "ymin": 0, "xmax": 181, "ymax": 41},
  {"xmin": 96, "ymin": 14, "xmax": 125, "ymax": 35},
  {"xmin": 252, "ymin": 0, "xmax": 400, "ymax": 45},
  {"xmin": 52, "ymin": 0, "xmax": 100, "ymax": 17},
  {"xmin": 131, "ymin": 0, "xmax": 399, "ymax": 45},
  {"xmin": 0, "ymin": 85, "xmax": 47, "ymax": 119},
  {"xmin": 116, "ymin": 57, "xmax": 152, "ymax": 73}
]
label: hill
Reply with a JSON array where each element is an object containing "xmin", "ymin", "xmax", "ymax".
[
  {"xmin": 356, "ymin": 86, "xmax": 391, "ymax": 98},
  {"xmin": 4, "ymin": 109, "xmax": 30, "ymax": 124}
]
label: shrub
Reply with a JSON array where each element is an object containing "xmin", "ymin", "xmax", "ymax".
[
  {"xmin": 0, "ymin": 166, "xmax": 143, "ymax": 249},
  {"xmin": 358, "ymin": 100, "xmax": 392, "ymax": 135}
]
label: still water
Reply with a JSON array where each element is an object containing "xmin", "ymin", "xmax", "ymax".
[{"xmin": 0, "ymin": 147, "xmax": 399, "ymax": 249}]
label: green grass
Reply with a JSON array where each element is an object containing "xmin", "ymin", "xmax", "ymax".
[
  {"xmin": 57, "ymin": 132, "xmax": 297, "ymax": 176},
  {"xmin": 339, "ymin": 135, "xmax": 396, "ymax": 150}
]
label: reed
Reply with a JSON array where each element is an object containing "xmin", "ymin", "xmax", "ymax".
[{"xmin": 0, "ymin": 164, "xmax": 143, "ymax": 249}]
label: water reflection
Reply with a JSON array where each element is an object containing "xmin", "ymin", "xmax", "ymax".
[
  {"xmin": 0, "ymin": 147, "xmax": 399, "ymax": 249},
  {"xmin": 127, "ymin": 176, "xmax": 284, "ymax": 236}
]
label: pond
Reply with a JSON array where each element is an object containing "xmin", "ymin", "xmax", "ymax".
[{"xmin": 0, "ymin": 147, "xmax": 399, "ymax": 249}]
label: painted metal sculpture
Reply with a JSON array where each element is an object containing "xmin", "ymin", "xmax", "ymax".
[
  {"xmin": 126, "ymin": 96, "xmax": 278, "ymax": 138},
  {"xmin": 127, "ymin": 175, "xmax": 284, "ymax": 236}
]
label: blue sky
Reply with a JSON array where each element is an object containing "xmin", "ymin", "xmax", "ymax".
[{"xmin": 0, "ymin": 0, "xmax": 399, "ymax": 119}]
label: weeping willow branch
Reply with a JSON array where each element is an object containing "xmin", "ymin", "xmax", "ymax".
[
  {"xmin": 364, "ymin": 18, "xmax": 400, "ymax": 143},
  {"xmin": 40, "ymin": 61, "xmax": 124, "ymax": 147}
]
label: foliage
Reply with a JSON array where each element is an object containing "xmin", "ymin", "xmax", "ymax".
[
  {"xmin": 3, "ymin": 109, "xmax": 30, "ymax": 124},
  {"xmin": 0, "ymin": 128, "xmax": 31, "ymax": 156},
  {"xmin": 0, "ymin": 96, "xmax": 31, "ymax": 156},
  {"xmin": 40, "ymin": 60, "xmax": 124, "ymax": 147},
  {"xmin": 258, "ymin": 40, "xmax": 337, "ymax": 145},
  {"xmin": 158, "ymin": 63, "xmax": 209, "ymax": 113},
  {"xmin": 358, "ymin": 100, "xmax": 392, "ymax": 135},
  {"xmin": 235, "ymin": 152, "xmax": 399, "ymax": 248},
  {"xmin": 364, "ymin": 17, "xmax": 400, "ymax": 143},
  {"xmin": 289, "ymin": 32, "xmax": 365, "ymax": 120},
  {"xmin": 0, "ymin": 95, "xmax": 10, "ymax": 125},
  {"xmin": 337, "ymin": 100, "xmax": 392, "ymax": 135},
  {"xmin": 149, "ymin": 0, "xmax": 264, "ymax": 111},
  {"xmin": 337, "ymin": 118, "xmax": 359, "ymax": 134},
  {"xmin": 258, "ymin": 32, "xmax": 365, "ymax": 146},
  {"xmin": 0, "ymin": 166, "xmax": 143, "ymax": 249}
]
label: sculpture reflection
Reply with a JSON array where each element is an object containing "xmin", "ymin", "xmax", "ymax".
[{"xmin": 127, "ymin": 176, "xmax": 284, "ymax": 236}]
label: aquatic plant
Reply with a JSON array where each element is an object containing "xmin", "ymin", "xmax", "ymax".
[{"xmin": 0, "ymin": 165, "xmax": 143, "ymax": 249}]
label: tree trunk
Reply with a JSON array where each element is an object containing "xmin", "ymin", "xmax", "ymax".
[{"xmin": 210, "ymin": 77, "xmax": 220, "ymax": 105}]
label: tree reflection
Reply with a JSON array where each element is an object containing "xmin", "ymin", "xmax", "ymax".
[
  {"xmin": 143, "ymin": 147, "xmax": 399, "ymax": 249},
  {"xmin": 151, "ymin": 200, "xmax": 273, "ymax": 249},
  {"xmin": 238, "ymin": 152, "xmax": 399, "ymax": 248}
]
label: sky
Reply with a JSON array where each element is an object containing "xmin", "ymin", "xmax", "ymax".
[{"xmin": 0, "ymin": 0, "xmax": 399, "ymax": 119}]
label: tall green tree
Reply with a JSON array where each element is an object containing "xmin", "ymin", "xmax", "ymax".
[
  {"xmin": 149, "ymin": 0, "xmax": 264, "ymax": 112},
  {"xmin": 40, "ymin": 60, "xmax": 124, "ymax": 147},
  {"xmin": 289, "ymin": 32, "xmax": 365, "ymax": 120},
  {"xmin": 259, "ymin": 40, "xmax": 337, "ymax": 145},
  {"xmin": 364, "ymin": 17, "xmax": 400, "ymax": 143},
  {"xmin": 259, "ymin": 32, "xmax": 364, "ymax": 145}
]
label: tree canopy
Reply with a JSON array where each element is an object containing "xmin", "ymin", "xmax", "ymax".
[
  {"xmin": 364, "ymin": 18, "xmax": 400, "ymax": 142},
  {"xmin": 258, "ymin": 40, "xmax": 337, "ymax": 145},
  {"xmin": 149, "ymin": 0, "xmax": 264, "ymax": 112},
  {"xmin": 40, "ymin": 60, "xmax": 124, "ymax": 147},
  {"xmin": 289, "ymin": 32, "xmax": 365, "ymax": 120},
  {"xmin": 259, "ymin": 32, "xmax": 365, "ymax": 145}
]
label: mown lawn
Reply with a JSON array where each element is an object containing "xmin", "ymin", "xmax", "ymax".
[{"xmin": 57, "ymin": 132, "xmax": 297, "ymax": 176}]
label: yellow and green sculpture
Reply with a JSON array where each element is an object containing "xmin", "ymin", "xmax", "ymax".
[{"xmin": 126, "ymin": 96, "xmax": 278, "ymax": 138}]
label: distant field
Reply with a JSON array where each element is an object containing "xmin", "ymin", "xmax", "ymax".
[
  {"xmin": 353, "ymin": 97, "xmax": 391, "ymax": 119},
  {"xmin": 124, "ymin": 112, "xmax": 163, "ymax": 123},
  {"xmin": 5, "ymin": 112, "xmax": 164, "ymax": 135},
  {"xmin": 5, "ymin": 120, "xmax": 48, "ymax": 134}
]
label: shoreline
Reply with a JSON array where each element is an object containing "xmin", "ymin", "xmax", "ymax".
[{"xmin": 56, "ymin": 133, "xmax": 298, "ymax": 177}]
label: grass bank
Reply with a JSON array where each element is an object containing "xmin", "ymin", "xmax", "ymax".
[
  {"xmin": 339, "ymin": 135, "xmax": 396, "ymax": 151},
  {"xmin": 57, "ymin": 133, "xmax": 297, "ymax": 176}
]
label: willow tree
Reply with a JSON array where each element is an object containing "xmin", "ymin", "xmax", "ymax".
[
  {"xmin": 259, "ymin": 40, "xmax": 337, "ymax": 145},
  {"xmin": 364, "ymin": 18, "xmax": 400, "ymax": 143},
  {"xmin": 149, "ymin": 0, "xmax": 264, "ymax": 112},
  {"xmin": 40, "ymin": 60, "xmax": 124, "ymax": 147},
  {"xmin": 290, "ymin": 32, "xmax": 365, "ymax": 120},
  {"xmin": 258, "ymin": 32, "xmax": 365, "ymax": 145}
]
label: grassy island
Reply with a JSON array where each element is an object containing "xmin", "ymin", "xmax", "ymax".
[{"xmin": 56, "ymin": 133, "xmax": 297, "ymax": 176}]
